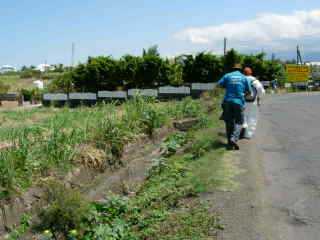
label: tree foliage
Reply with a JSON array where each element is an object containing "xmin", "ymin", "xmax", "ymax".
[
  {"xmin": 223, "ymin": 49, "xmax": 242, "ymax": 73},
  {"xmin": 47, "ymin": 47, "xmax": 284, "ymax": 92},
  {"xmin": 48, "ymin": 72, "xmax": 74, "ymax": 93}
]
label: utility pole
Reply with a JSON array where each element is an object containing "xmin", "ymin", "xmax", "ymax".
[
  {"xmin": 297, "ymin": 45, "xmax": 303, "ymax": 65},
  {"xmin": 71, "ymin": 42, "xmax": 75, "ymax": 68},
  {"xmin": 297, "ymin": 45, "xmax": 299, "ymax": 65},
  {"xmin": 224, "ymin": 37, "xmax": 227, "ymax": 56}
]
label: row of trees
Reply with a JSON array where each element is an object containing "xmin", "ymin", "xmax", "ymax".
[{"xmin": 49, "ymin": 47, "xmax": 285, "ymax": 93}]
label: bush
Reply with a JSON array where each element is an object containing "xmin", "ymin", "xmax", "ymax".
[
  {"xmin": 37, "ymin": 181, "xmax": 90, "ymax": 238},
  {"xmin": 42, "ymin": 47, "xmax": 283, "ymax": 92},
  {"xmin": 93, "ymin": 109, "xmax": 128, "ymax": 166},
  {"xmin": 136, "ymin": 54, "xmax": 165, "ymax": 88},
  {"xmin": 20, "ymin": 88, "xmax": 32, "ymax": 101},
  {"xmin": 20, "ymin": 88, "xmax": 43, "ymax": 103},
  {"xmin": 124, "ymin": 97, "xmax": 166, "ymax": 137},
  {"xmin": 72, "ymin": 56, "xmax": 123, "ymax": 92},
  {"xmin": 47, "ymin": 71, "xmax": 74, "ymax": 93},
  {"xmin": 173, "ymin": 97, "xmax": 203, "ymax": 120},
  {"xmin": 161, "ymin": 132, "xmax": 188, "ymax": 157},
  {"xmin": 83, "ymin": 195, "xmax": 135, "ymax": 240}
]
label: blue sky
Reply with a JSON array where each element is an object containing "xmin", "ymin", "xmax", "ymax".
[{"xmin": 1, "ymin": 0, "xmax": 320, "ymax": 67}]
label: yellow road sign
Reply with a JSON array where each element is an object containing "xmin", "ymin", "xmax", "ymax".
[{"xmin": 286, "ymin": 64, "xmax": 310, "ymax": 82}]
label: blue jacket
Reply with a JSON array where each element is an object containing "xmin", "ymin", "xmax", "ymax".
[{"xmin": 218, "ymin": 71, "xmax": 252, "ymax": 107}]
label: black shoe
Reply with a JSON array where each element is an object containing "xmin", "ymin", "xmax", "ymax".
[
  {"xmin": 230, "ymin": 140, "xmax": 240, "ymax": 150},
  {"xmin": 227, "ymin": 144, "xmax": 234, "ymax": 151}
]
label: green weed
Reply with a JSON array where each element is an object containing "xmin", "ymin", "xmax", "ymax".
[
  {"xmin": 160, "ymin": 132, "xmax": 188, "ymax": 157},
  {"xmin": 36, "ymin": 181, "xmax": 90, "ymax": 239}
]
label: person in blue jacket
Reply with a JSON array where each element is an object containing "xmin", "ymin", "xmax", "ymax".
[{"xmin": 218, "ymin": 63, "xmax": 252, "ymax": 150}]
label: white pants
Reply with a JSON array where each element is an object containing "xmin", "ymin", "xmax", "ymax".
[{"xmin": 243, "ymin": 102, "xmax": 259, "ymax": 139}]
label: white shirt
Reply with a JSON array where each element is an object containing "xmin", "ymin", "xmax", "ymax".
[{"xmin": 247, "ymin": 76, "xmax": 265, "ymax": 104}]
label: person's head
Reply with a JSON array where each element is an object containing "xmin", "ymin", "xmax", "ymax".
[
  {"xmin": 232, "ymin": 63, "xmax": 242, "ymax": 71},
  {"xmin": 244, "ymin": 67, "xmax": 253, "ymax": 76}
]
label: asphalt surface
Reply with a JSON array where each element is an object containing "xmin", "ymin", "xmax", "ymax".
[
  {"xmin": 216, "ymin": 93, "xmax": 320, "ymax": 240},
  {"xmin": 256, "ymin": 93, "xmax": 320, "ymax": 240}
]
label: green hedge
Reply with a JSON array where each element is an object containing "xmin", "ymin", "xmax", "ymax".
[{"xmin": 48, "ymin": 47, "xmax": 285, "ymax": 93}]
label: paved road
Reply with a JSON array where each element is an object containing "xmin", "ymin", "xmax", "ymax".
[
  {"xmin": 216, "ymin": 93, "xmax": 320, "ymax": 240},
  {"xmin": 256, "ymin": 93, "xmax": 320, "ymax": 239}
]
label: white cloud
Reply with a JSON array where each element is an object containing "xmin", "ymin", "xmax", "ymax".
[{"xmin": 175, "ymin": 10, "xmax": 320, "ymax": 53}]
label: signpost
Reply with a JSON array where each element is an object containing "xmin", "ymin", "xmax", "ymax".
[
  {"xmin": 286, "ymin": 64, "xmax": 310, "ymax": 92},
  {"xmin": 286, "ymin": 64, "xmax": 310, "ymax": 83}
]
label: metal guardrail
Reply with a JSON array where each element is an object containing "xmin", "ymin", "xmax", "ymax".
[
  {"xmin": 0, "ymin": 93, "xmax": 18, "ymax": 101},
  {"xmin": 42, "ymin": 83, "xmax": 217, "ymax": 106}
]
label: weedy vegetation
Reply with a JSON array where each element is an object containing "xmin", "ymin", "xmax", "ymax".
[
  {"xmin": 0, "ymin": 96, "xmax": 207, "ymax": 201},
  {"xmin": 2, "ymin": 93, "xmax": 231, "ymax": 240}
]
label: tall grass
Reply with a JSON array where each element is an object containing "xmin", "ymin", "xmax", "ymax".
[{"xmin": 0, "ymin": 97, "xmax": 208, "ymax": 199}]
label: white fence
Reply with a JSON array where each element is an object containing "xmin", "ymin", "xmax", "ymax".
[
  {"xmin": 128, "ymin": 89, "xmax": 158, "ymax": 97},
  {"xmin": 43, "ymin": 93, "xmax": 68, "ymax": 101},
  {"xmin": 69, "ymin": 93, "xmax": 97, "ymax": 100},
  {"xmin": 43, "ymin": 83, "xmax": 218, "ymax": 106},
  {"xmin": 0, "ymin": 93, "xmax": 19, "ymax": 101},
  {"xmin": 98, "ymin": 91, "xmax": 127, "ymax": 99},
  {"xmin": 191, "ymin": 83, "xmax": 216, "ymax": 91},
  {"xmin": 158, "ymin": 86, "xmax": 190, "ymax": 95}
]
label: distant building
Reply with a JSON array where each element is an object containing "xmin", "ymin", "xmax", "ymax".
[
  {"xmin": 36, "ymin": 64, "xmax": 55, "ymax": 72},
  {"xmin": 0, "ymin": 65, "xmax": 17, "ymax": 73},
  {"xmin": 306, "ymin": 62, "xmax": 320, "ymax": 79},
  {"xmin": 33, "ymin": 80, "xmax": 44, "ymax": 89}
]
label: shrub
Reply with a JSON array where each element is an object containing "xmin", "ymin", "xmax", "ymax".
[
  {"xmin": 20, "ymin": 88, "xmax": 32, "ymax": 101},
  {"xmin": 83, "ymin": 194, "xmax": 135, "ymax": 240},
  {"xmin": 72, "ymin": 56, "xmax": 123, "ymax": 92},
  {"xmin": 41, "ymin": 47, "xmax": 283, "ymax": 91},
  {"xmin": 0, "ymin": 151, "xmax": 16, "ymax": 200},
  {"xmin": 173, "ymin": 97, "xmax": 203, "ymax": 120},
  {"xmin": 161, "ymin": 132, "xmax": 188, "ymax": 157},
  {"xmin": 93, "ymin": 110, "xmax": 128, "ymax": 166},
  {"xmin": 124, "ymin": 97, "xmax": 166, "ymax": 137},
  {"xmin": 47, "ymin": 72, "xmax": 74, "ymax": 93},
  {"xmin": 140, "ymin": 105, "xmax": 164, "ymax": 136},
  {"xmin": 37, "ymin": 181, "xmax": 90, "ymax": 238}
]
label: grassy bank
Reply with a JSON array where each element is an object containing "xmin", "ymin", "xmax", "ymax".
[
  {"xmin": 2, "ymin": 92, "xmax": 240, "ymax": 239},
  {"xmin": 0, "ymin": 75, "xmax": 34, "ymax": 91},
  {"xmin": 0, "ymin": 72, "xmax": 61, "ymax": 91},
  {"xmin": 0, "ymin": 97, "xmax": 208, "ymax": 200}
]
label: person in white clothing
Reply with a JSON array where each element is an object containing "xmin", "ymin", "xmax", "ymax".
[{"xmin": 243, "ymin": 67, "xmax": 265, "ymax": 139}]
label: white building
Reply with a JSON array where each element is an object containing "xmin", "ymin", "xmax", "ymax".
[
  {"xmin": 33, "ymin": 80, "xmax": 44, "ymax": 89},
  {"xmin": 306, "ymin": 62, "xmax": 320, "ymax": 79},
  {"xmin": 0, "ymin": 65, "xmax": 17, "ymax": 73},
  {"xmin": 36, "ymin": 64, "xmax": 55, "ymax": 72}
]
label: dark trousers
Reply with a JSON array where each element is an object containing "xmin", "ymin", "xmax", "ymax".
[{"xmin": 222, "ymin": 101, "xmax": 244, "ymax": 144}]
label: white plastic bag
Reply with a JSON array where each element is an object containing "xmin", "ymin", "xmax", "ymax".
[{"xmin": 243, "ymin": 102, "xmax": 259, "ymax": 139}]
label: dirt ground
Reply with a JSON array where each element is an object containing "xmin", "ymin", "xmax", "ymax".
[{"xmin": 0, "ymin": 101, "xmax": 19, "ymax": 109}]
